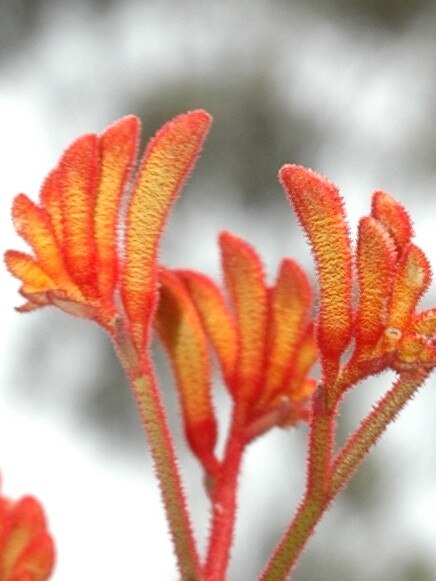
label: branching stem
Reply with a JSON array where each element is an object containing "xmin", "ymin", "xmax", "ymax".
[{"xmin": 260, "ymin": 369, "xmax": 429, "ymax": 580}]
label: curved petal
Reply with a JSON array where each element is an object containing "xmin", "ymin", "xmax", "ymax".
[
  {"xmin": 5, "ymin": 250, "xmax": 55, "ymax": 294},
  {"xmin": 355, "ymin": 217, "xmax": 396, "ymax": 348},
  {"xmin": 371, "ymin": 190, "xmax": 413, "ymax": 254},
  {"xmin": 387, "ymin": 243, "xmax": 432, "ymax": 332},
  {"xmin": 178, "ymin": 270, "xmax": 238, "ymax": 393},
  {"xmin": 220, "ymin": 231, "xmax": 268, "ymax": 406},
  {"xmin": 279, "ymin": 165, "xmax": 352, "ymax": 370},
  {"xmin": 95, "ymin": 116, "xmax": 140, "ymax": 301},
  {"xmin": 122, "ymin": 110, "xmax": 212, "ymax": 352},
  {"xmin": 57, "ymin": 133, "xmax": 100, "ymax": 297},
  {"xmin": 40, "ymin": 169, "xmax": 63, "ymax": 245},
  {"xmin": 261, "ymin": 259, "xmax": 312, "ymax": 406},
  {"xmin": 11, "ymin": 195, "xmax": 76, "ymax": 291},
  {"xmin": 156, "ymin": 269, "xmax": 218, "ymax": 474}
]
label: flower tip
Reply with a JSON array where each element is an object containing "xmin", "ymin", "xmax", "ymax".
[
  {"xmin": 279, "ymin": 164, "xmax": 335, "ymax": 192},
  {"xmin": 170, "ymin": 109, "xmax": 213, "ymax": 136}
]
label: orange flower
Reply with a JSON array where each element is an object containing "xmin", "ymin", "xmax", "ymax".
[
  {"xmin": 0, "ymin": 488, "xmax": 55, "ymax": 581},
  {"xmin": 279, "ymin": 165, "xmax": 436, "ymax": 398},
  {"xmin": 5, "ymin": 111, "xmax": 211, "ymax": 355},
  {"xmin": 354, "ymin": 190, "xmax": 435, "ymax": 375},
  {"xmin": 156, "ymin": 231, "xmax": 317, "ymax": 469}
]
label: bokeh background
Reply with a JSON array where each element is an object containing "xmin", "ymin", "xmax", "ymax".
[{"xmin": 1, "ymin": 1, "xmax": 436, "ymax": 579}]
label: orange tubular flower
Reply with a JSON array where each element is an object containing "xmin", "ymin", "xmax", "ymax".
[
  {"xmin": 5, "ymin": 111, "xmax": 212, "ymax": 361},
  {"xmin": 279, "ymin": 165, "xmax": 436, "ymax": 401},
  {"xmin": 156, "ymin": 231, "xmax": 317, "ymax": 459},
  {"xmin": 4, "ymin": 111, "xmax": 212, "ymax": 580},
  {"xmin": 0, "ymin": 488, "xmax": 55, "ymax": 581}
]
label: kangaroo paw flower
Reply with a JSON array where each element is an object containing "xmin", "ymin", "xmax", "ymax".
[
  {"xmin": 6, "ymin": 111, "xmax": 211, "ymax": 353},
  {"xmin": 158, "ymin": 233, "xmax": 317, "ymax": 450}
]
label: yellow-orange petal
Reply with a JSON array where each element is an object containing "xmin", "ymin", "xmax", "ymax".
[
  {"xmin": 355, "ymin": 217, "xmax": 397, "ymax": 347},
  {"xmin": 394, "ymin": 333, "xmax": 436, "ymax": 371},
  {"xmin": 178, "ymin": 270, "xmax": 238, "ymax": 392},
  {"xmin": 57, "ymin": 133, "xmax": 99, "ymax": 296},
  {"xmin": 155, "ymin": 269, "xmax": 218, "ymax": 474},
  {"xmin": 387, "ymin": 243, "xmax": 432, "ymax": 332},
  {"xmin": 279, "ymin": 165, "xmax": 353, "ymax": 366},
  {"xmin": 11, "ymin": 195, "xmax": 75, "ymax": 290},
  {"xmin": 371, "ymin": 190, "xmax": 413, "ymax": 253},
  {"xmin": 95, "ymin": 116, "xmax": 140, "ymax": 300},
  {"xmin": 413, "ymin": 309, "xmax": 436, "ymax": 337},
  {"xmin": 261, "ymin": 259, "xmax": 312, "ymax": 407},
  {"xmin": 122, "ymin": 110, "xmax": 212, "ymax": 352},
  {"xmin": 40, "ymin": 169, "xmax": 63, "ymax": 246},
  {"xmin": 219, "ymin": 231, "xmax": 268, "ymax": 406},
  {"xmin": 286, "ymin": 322, "xmax": 318, "ymax": 399},
  {"xmin": 4, "ymin": 251, "xmax": 55, "ymax": 294}
]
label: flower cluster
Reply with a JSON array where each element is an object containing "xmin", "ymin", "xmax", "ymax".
[
  {"xmin": 280, "ymin": 165, "xmax": 436, "ymax": 402},
  {"xmin": 5, "ymin": 111, "xmax": 211, "ymax": 360},
  {"xmin": 156, "ymin": 231, "xmax": 317, "ymax": 474}
]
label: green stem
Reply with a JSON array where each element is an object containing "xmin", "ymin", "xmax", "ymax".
[
  {"xmin": 203, "ymin": 410, "xmax": 246, "ymax": 581},
  {"xmin": 259, "ymin": 385, "xmax": 336, "ymax": 580},
  {"xmin": 260, "ymin": 369, "xmax": 429, "ymax": 581},
  {"xmin": 132, "ymin": 374, "xmax": 201, "ymax": 580},
  {"xmin": 114, "ymin": 326, "xmax": 201, "ymax": 580},
  {"xmin": 259, "ymin": 494, "xmax": 327, "ymax": 581},
  {"xmin": 331, "ymin": 369, "xmax": 429, "ymax": 495}
]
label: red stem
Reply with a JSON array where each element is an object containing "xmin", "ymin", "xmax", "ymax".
[
  {"xmin": 307, "ymin": 384, "xmax": 336, "ymax": 498},
  {"xmin": 203, "ymin": 409, "xmax": 246, "ymax": 581}
]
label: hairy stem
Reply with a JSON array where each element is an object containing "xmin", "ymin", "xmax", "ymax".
[
  {"xmin": 307, "ymin": 385, "xmax": 336, "ymax": 498},
  {"xmin": 203, "ymin": 409, "xmax": 246, "ymax": 581},
  {"xmin": 260, "ymin": 385, "xmax": 335, "ymax": 580},
  {"xmin": 332, "ymin": 369, "xmax": 429, "ymax": 495},
  {"xmin": 114, "ymin": 326, "xmax": 201, "ymax": 581},
  {"xmin": 260, "ymin": 369, "xmax": 429, "ymax": 581},
  {"xmin": 259, "ymin": 494, "xmax": 327, "ymax": 581},
  {"xmin": 131, "ymin": 374, "xmax": 201, "ymax": 580}
]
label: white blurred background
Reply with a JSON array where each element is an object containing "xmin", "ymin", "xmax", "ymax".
[{"xmin": 1, "ymin": 1, "xmax": 436, "ymax": 579}]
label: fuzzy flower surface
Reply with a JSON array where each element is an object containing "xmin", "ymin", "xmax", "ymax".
[
  {"xmin": 155, "ymin": 232, "xmax": 317, "ymax": 472},
  {"xmin": 280, "ymin": 165, "xmax": 436, "ymax": 399},
  {"xmin": 5, "ymin": 111, "xmax": 211, "ymax": 356}
]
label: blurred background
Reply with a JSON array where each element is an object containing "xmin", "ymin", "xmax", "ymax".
[{"xmin": 1, "ymin": 0, "xmax": 436, "ymax": 579}]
